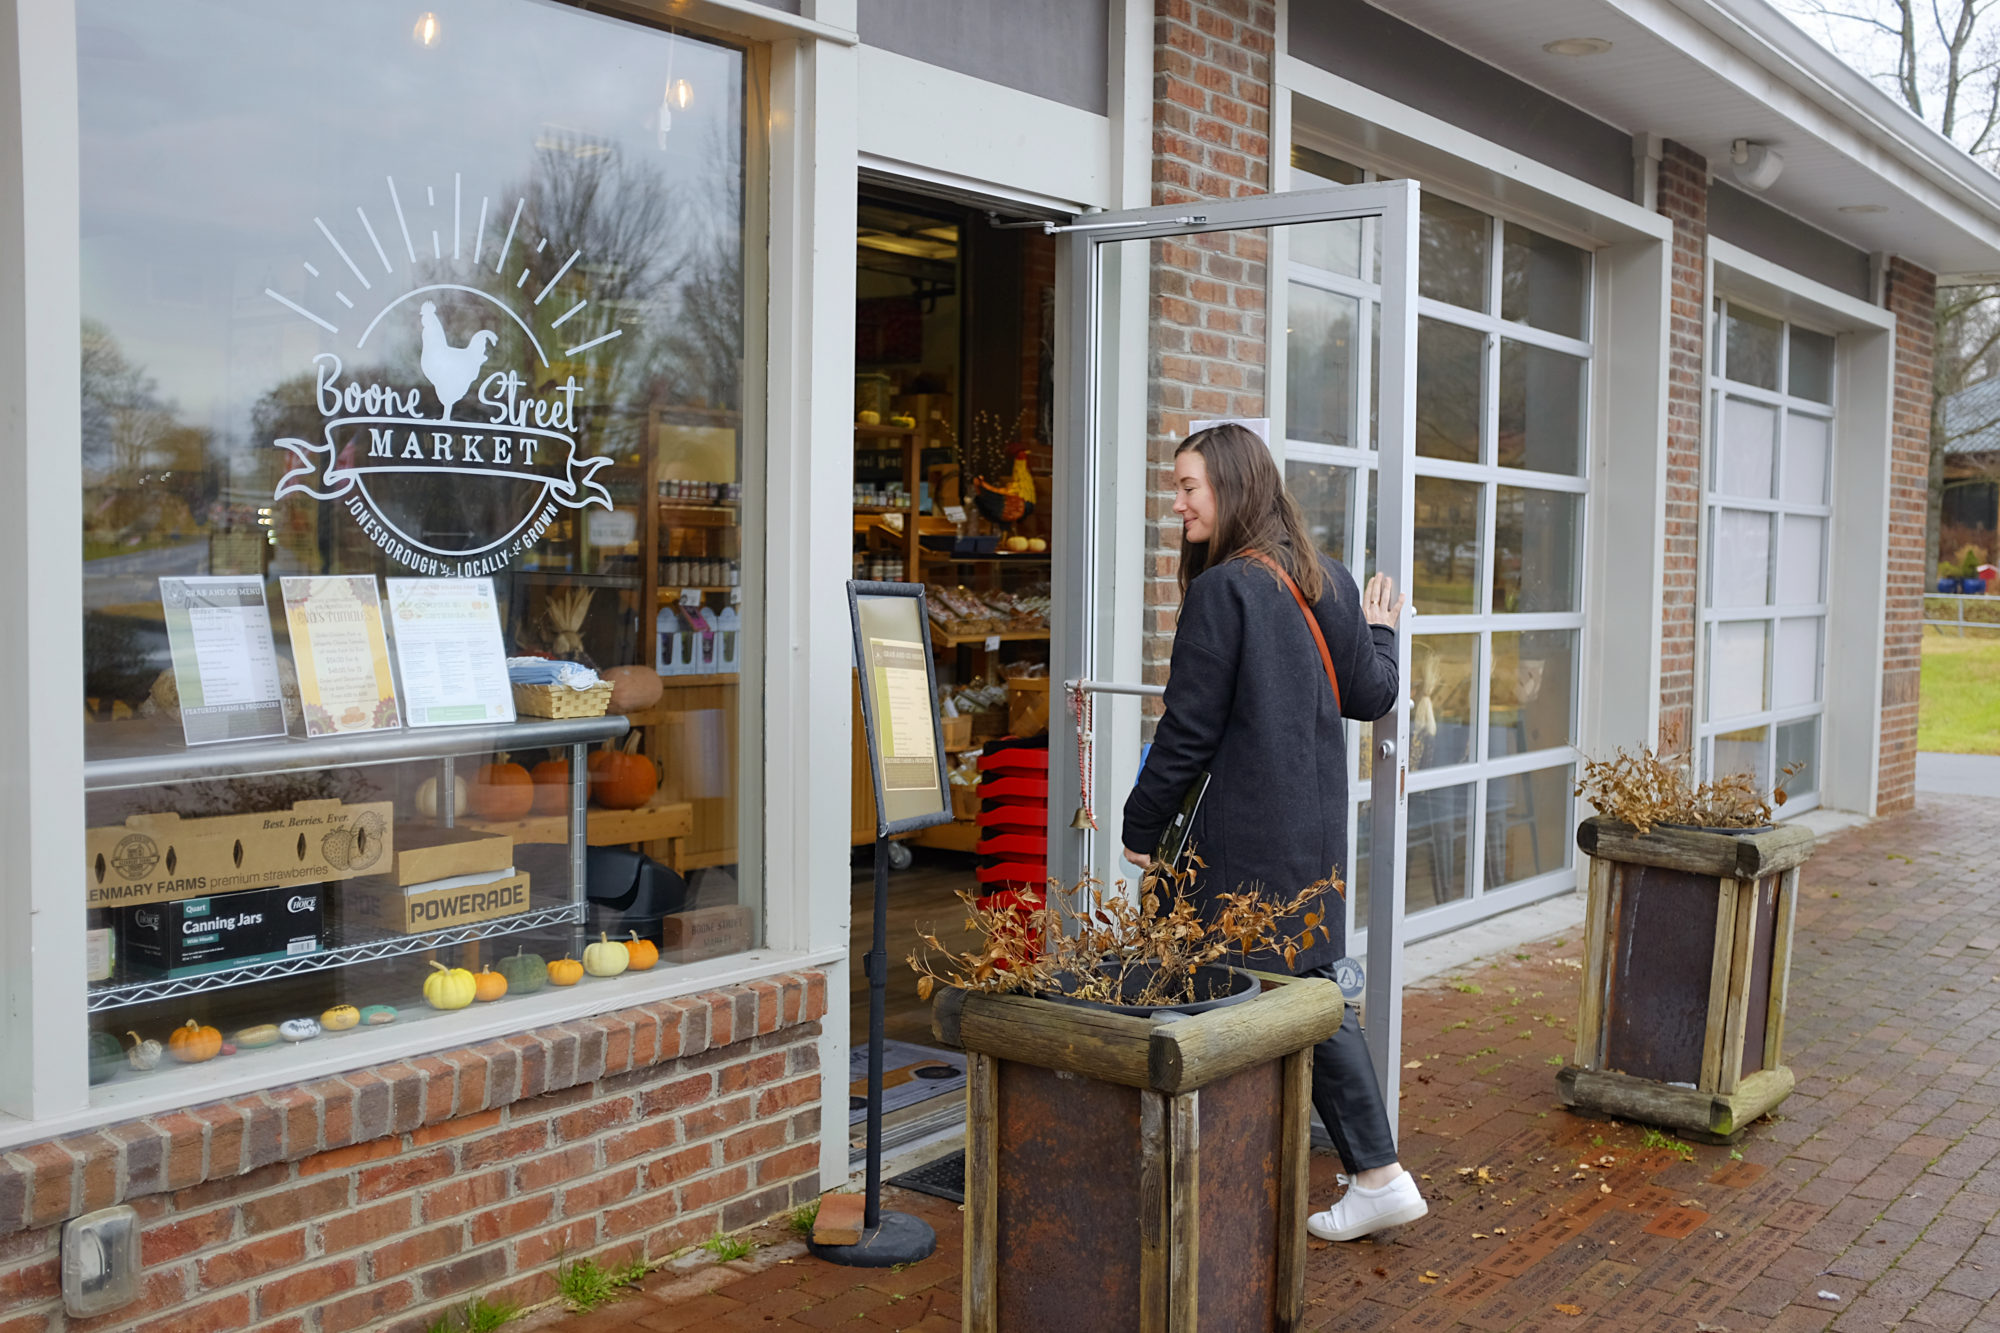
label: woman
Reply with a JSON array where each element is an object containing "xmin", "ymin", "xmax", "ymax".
[{"xmin": 1121, "ymin": 422, "xmax": 1427, "ymax": 1242}]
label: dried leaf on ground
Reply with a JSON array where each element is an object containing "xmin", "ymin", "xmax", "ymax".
[{"xmin": 1553, "ymin": 1304, "xmax": 1583, "ymax": 1316}]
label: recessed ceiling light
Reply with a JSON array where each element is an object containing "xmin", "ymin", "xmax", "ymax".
[
  {"xmin": 1543, "ymin": 37, "xmax": 1613, "ymax": 56},
  {"xmin": 1838, "ymin": 203, "xmax": 1888, "ymax": 214}
]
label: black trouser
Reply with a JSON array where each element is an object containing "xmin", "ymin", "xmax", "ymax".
[{"xmin": 1300, "ymin": 965, "xmax": 1399, "ymax": 1175}]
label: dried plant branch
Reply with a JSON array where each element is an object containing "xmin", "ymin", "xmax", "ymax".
[{"xmin": 1574, "ymin": 747, "xmax": 1804, "ymax": 834}]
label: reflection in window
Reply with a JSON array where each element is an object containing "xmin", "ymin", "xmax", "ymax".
[
  {"xmin": 1489, "ymin": 630, "xmax": 1575, "ymax": 756},
  {"xmin": 1776, "ymin": 719, "xmax": 1819, "ymax": 801},
  {"xmin": 1407, "ymin": 783, "xmax": 1472, "ymax": 909},
  {"xmin": 1289, "ymin": 146, "xmax": 1373, "ymax": 281},
  {"xmin": 1712, "ymin": 725, "xmax": 1771, "ymax": 791},
  {"xmin": 1788, "ymin": 326, "xmax": 1834, "ymax": 403},
  {"xmin": 1413, "ymin": 475, "xmax": 1481, "ymax": 614},
  {"xmin": 1501, "ymin": 224, "xmax": 1588, "ymax": 339},
  {"xmin": 1419, "ymin": 195, "xmax": 1490, "ymax": 311},
  {"xmin": 1724, "ymin": 304, "xmax": 1783, "ymax": 391},
  {"xmin": 1485, "ymin": 765, "xmax": 1574, "ymax": 889},
  {"xmin": 1287, "ymin": 284, "xmax": 1361, "ymax": 448},
  {"xmin": 1286, "ymin": 461, "xmax": 1356, "ymax": 570},
  {"xmin": 1493, "ymin": 487, "xmax": 1577, "ymax": 614},
  {"xmin": 1498, "ymin": 341, "xmax": 1585, "ymax": 474},
  {"xmin": 1411, "ymin": 635, "xmax": 1477, "ymax": 770},
  {"xmin": 1416, "ymin": 319, "xmax": 1482, "ymax": 462}
]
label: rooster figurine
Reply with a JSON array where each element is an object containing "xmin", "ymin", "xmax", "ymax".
[
  {"xmin": 418, "ymin": 301, "xmax": 499, "ymax": 421},
  {"xmin": 973, "ymin": 444, "xmax": 1037, "ymax": 524}
]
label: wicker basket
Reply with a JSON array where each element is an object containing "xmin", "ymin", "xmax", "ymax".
[
  {"xmin": 951, "ymin": 783, "xmax": 982, "ymax": 820},
  {"xmin": 511, "ymin": 681, "xmax": 613, "ymax": 719}
]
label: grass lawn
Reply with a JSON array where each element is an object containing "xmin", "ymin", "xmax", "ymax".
[{"xmin": 1920, "ymin": 631, "xmax": 2000, "ymax": 753}]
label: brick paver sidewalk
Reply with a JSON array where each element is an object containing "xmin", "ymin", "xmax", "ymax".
[{"xmin": 529, "ymin": 796, "xmax": 2000, "ymax": 1332}]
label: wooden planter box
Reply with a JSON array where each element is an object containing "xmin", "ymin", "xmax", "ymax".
[
  {"xmin": 1559, "ymin": 816, "xmax": 1815, "ymax": 1144},
  {"xmin": 934, "ymin": 971, "xmax": 1342, "ymax": 1333}
]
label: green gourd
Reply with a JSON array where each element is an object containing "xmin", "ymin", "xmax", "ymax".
[
  {"xmin": 88, "ymin": 1031, "xmax": 122, "ymax": 1085},
  {"xmin": 496, "ymin": 947, "xmax": 548, "ymax": 996}
]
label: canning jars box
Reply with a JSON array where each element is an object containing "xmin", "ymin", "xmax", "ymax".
[
  {"xmin": 120, "ymin": 884, "xmax": 326, "ymax": 978},
  {"xmin": 87, "ymin": 798, "xmax": 394, "ymax": 909}
]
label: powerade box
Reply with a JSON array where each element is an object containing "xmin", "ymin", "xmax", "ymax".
[{"xmin": 120, "ymin": 885, "xmax": 325, "ymax": 978}]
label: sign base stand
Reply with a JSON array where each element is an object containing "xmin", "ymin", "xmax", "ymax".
[{"xmin": 807, "ymin": 1212, "xmax": 937, "ymax": 1268}]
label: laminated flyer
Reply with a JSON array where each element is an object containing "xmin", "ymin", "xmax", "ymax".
[
  {"xmin": 158, "ymin": 575, "xmax": 290, "ymax": 746},
  {"xmin": 280, "ymin": 576, "xmax": 402, "ymax": 736},
  {"xmin": 384, "ymin": 577, "xmax": 515, "ymax": 726}
]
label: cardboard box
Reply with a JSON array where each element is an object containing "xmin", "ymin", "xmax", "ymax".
[
  {"xmin": 941, "ymin": 714, "xmax": 972, "ymax": 750},
  {"xmin": 87, "ymin": 799, "xmax": 393, "ymax": 909},
  {"xmin": 121, "ymin": 885, "xmax": 326, "ymax": 978},
  {"xmin": 343, "ymin": 869, "xmax": 531, "ymax": 934},
  {"xmin": 1007, "ymin": 678, "xmax": 1051, "ymax": 737},
  {"xmin": 660, "ymin": 904, "xmax": 754, "ymax": 962},
  {"xmin": 383, "ymin": 827, "xmax": 513, "ymax": 887}
]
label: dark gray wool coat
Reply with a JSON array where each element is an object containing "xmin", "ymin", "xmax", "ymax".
[{"xmin": 1121, "ymin": 550, "xmax": 1399, "ymax": 972}]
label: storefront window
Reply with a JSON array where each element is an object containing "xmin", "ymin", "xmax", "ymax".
[{"xmin": 79, "ymin": 1, "xmax": 756, "ymax": 1101}]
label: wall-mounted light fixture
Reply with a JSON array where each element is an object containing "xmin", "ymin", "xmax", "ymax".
[
  {"xmin": 1730, "ymin": 139, "xmax": 1784, "ymax": 191},
  {"xmin": 1543, "ymin": 36, "xmax": 1612, "ymax": 56}
]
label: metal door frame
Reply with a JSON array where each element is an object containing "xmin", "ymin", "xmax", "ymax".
[{"xmin": 1045, "ymin": 181, "xmax": 1420, "ymax": 1117}]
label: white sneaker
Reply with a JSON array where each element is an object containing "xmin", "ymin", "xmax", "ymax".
[{"xmin": 1306, "ymin": 1169, "xmax": 1428, "ymax": 1241}]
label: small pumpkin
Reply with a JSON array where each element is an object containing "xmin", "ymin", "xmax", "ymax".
[
  {"xmin": 589, "ymin": 734, "xmax": 656, "ymax": 811},
  {"xmin": 359, "ymin": 1005, "xmax": 398, "ymax": 1026},
  {"xmin": 416, "ymin": 774, "xmax": 468, "ymax": 818},
  {"xmin": 529, "ymin": 758, "xmax": 570, "ymax": 816},
  {"xmin": 167, "ymin": 1019, "xmax": 222, "ymax": 1064},
  {"xmin": 279, "ymin": 1018, "xmax": 321, "ymax": 1043},
  {"xmin": 126, "ymin": 1031, "xmax": 163, "ymax": 1071},
  {"xmin": 624, "ymin": 931, "xmax": 660, "ymax": 971},
  {"xmin": 472, "ymin": 967, "xmax": 509, "ymax": 1002},
  {"xmin": 424, "ymin": 961, "xmax": 478, "ymax": 1010},
  {"xmin": 547, "ymin": 956, "xmax": 585, "ymax": 987},
  {"xmin": 583, "ymin": 932, "xmax": 630, "ymax": 977},
  {"xmin": 89, "ymin": 1032, "xmax": 123, "ymax": 1085},
  {"xmin": 496, "ymin": 948, "xmax": 548, "ymax": 995},
  {"xmin": 321, "ymin": 1005, "xmax": 360, "ymax": 1032},
  {"xmin": 234, "ymin": 1024, "xmax": 281, "ymax": 1048},
  {"xmin": 469, "ymin": 758, "xmax": 535, "ymax": 820},
  {"xmin": 604, "ymin": 664, "xmax": 664, "ymax": 713}
]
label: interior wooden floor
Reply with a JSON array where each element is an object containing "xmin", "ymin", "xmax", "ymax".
[{"xmin": 849, "ymin": 845, "xmax": 986, "ymax": 1049}]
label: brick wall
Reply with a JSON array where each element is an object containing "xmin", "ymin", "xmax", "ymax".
[
  {"xmin": 1145, "ymin": 0, "xmax": 1277, "ymax": 714},
  {"xmin": 1880, "ymin": 258, "xmax": 1938, "ymax": 814},
  {"xmin": 1656, "ymin": 142, "xmax": 1708, "ymax": 763},
  {"xmin": 0, "ymin": 973, "xmax": 825, "ymax": 1333}
]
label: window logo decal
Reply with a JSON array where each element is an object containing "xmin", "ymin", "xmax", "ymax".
[{"xmin": 263, "ymin": 174, "xmax": 620, "ymax": 574}]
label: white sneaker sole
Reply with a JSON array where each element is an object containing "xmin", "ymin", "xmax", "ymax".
[{"xmin": 1306, "ymin": 1196, "xmax": 1429, "ymax": 1242}]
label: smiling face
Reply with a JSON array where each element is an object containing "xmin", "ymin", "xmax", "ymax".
[{"xmin": 1173, "ymin": 447, "xmax": 1217, "ymax": 544}]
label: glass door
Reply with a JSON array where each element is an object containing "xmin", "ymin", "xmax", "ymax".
[{"xmin": 1047, "ymin": 182, "xmax": 1420, "ymax": 1109}]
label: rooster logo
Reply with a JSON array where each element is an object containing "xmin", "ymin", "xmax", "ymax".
[{"xmin": 418, "ymin": 300, "xmax": 498, "ymax": 420}]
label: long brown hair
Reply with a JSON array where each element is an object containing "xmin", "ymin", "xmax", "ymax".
[{"xmin": 1175, "ymin": 423, "xmax": 1328, "ymax": 602}]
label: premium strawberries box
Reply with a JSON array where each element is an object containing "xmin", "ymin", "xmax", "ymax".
[{"xmin": 87, "ymin": 799, "xmax": 393, "ymax": 909}]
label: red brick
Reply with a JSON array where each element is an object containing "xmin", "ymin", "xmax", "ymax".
[
  {"xmin": 254, "ymin": 1257, "xmax": 358, "ymax": 1319},
  {"xmin": 408, "ymin": 1106, "xmax": 501, "ymax": 1147},
  {"xmin": 194, "ymin": 1226, "xmax": 304, "ymax": 1290},
  {"xmin": 456, "ymin": 1122, "xmax": 549, "ymax": 1171},
  {"xmin": 315, "ymin": 1279, "xmax": 415, "ymax": 1333},
  {"xmin": 240, "ymin": 1174, "xmax": 349, "ymax": 1234},
  {"xmin": 370, "ymin": 1224, "xmax": 461, "ymax": 1280},
  {"xmin": 417, "ymin": 1166, "xmax": 510, "ymax": 1222},
  {"xmin": 515, "ymin": 1143, "xmax": 598, "ymax": 1194},
  {"xmin": 312, "ymin": 1196, "xmax": 414, "ymax": 1255},
  {"xmin": 297, "ymin": 1137, "xmax": 397, "ymax": 1177},
  {"xmin": 356, "ymin": 1146, "xmax": 457, "ymax": 1201},
  {"xmin": 469, "ymin": 1193, "xmax": 555, "ymax": 1246},
  {"xmin": 139, "ymin": 1206, "xmax": 234, "ymax": 1266}
]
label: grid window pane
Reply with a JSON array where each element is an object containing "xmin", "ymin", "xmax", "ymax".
[
  {"xmin": 1290, "ymin": 147, "xmax": 1374, "ymax": 282},
  {"xmin": 1419, "ymin": 195, "xmax": 1490, "ymax": 311},
  {"xmin": 1490, "ymin": 629, "xmax": 1576, "ymax": 756},
  {"xmin": 1407, "ymin": 783, "xmax": 1473, "ymax": 910},
  {"xmin": 1776, "ymin": 515, "xmax": 1826, "ymax": 604},
  {"xmin": 1413, "ymin": 475, "xmax": 1482, "ymax": 614},
  {"xmin": 1484, "ymin": 765, "xmax": 1574, "ymax": 889},
  {"xmin": 1411, "ymin": 634, "xmax": 1479, "ymax": 770},
  {"xmin": 1776, "ymin": 718, "xmax": 1819, "ymax": 799},
  {"xmin": 1789, "ymin": 326, "xmax": 1834, "ymax": 403},
  {"xmin": 1713, "ymin": 725, "xmax": 1771, "ymax": 791},
  {"xmin": 1498, "ymin": 340, "xmax": 1585, "ymax": 475},
  {"xmin": 1783, "ymin": 413, "xmax": 1830, "ymax": 505},
  {"xmin": 1501, "ymin": 224, "xmax": 1588, "ymax": 338},
  {"xmin": 1725, "ymin": 305, "xmax": 1783, "ymax": 390},
  {"xmin": 1709, "ymin": 620, "xmax": 1770, "ymax": 720},
  {"xmin": 1717, "ymin": 396, "xmax": 1778, "ymax": 498},
  {"xmin": 1773, "ymin": 617, "xmax": 1822, "ymax": 709},
  {"xmin": 1286, "ymin": 460, "xmax": 1356, "ymax": 568},
  {"xmin": 1352, "ymin": 796, "xmax": 1371, "ymax": 930},
  {"xmin": 1416, "ymin": 318, "xmax": 1482, "ymax": 462},
  {"xmin": 1287, "ymin": 284, "xmax": 1361, "ymax": 448},
  {"xmin": 1711, "ymin": 508, "xmax": 1772, "ymax": 608},
  {"xmin": 1494, "ymin": 487, "xmax": 1578, "ymax": 614}
]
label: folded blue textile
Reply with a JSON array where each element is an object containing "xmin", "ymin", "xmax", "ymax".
[{"xmin": 505, "ymin": 658, "xmax": 600, "ymax": 689}]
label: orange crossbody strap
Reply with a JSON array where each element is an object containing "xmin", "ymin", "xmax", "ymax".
[{"xmin": 1245, "ymin": 551, "xmax": 1342, "ymax": 713}]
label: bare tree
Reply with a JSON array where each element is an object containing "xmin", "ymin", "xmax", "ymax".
[{"xmin": 1780, "ymin": 0, "xmax": 2000, "ymax": 565}]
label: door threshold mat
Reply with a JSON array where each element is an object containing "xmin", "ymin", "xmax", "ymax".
[
  {"xmin": 888, "ymin": 1148, "xmax": 966, "ymax": 1204},
  {"xmin": 848, "ymin": 1038, "xmax": 967, "ymax": 1123}
]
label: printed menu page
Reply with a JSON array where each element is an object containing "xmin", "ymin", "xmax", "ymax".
[
  {"xmin": 385, "ymin": 578, "xmax": 515, "ymax": 726},
  {"xmin": 280, "ymin": 576, "xmax": 402, "ymax": 737},
  {"xmin": 158, "ymin": 576, "xmax": 289, "ymax": 746}
]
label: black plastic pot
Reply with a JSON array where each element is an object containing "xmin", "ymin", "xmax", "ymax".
[{"xmin": 1038, "ymin": 962, "xmax": 1258, "ymax": 1017}]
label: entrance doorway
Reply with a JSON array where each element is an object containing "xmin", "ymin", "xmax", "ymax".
[{"xmin": 844, "ymin": 186, "xmax": 1061, "ymax": 1159}]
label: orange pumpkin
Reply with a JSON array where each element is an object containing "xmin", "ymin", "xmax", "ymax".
[
  {"xmin": 624, "ymin": 931, "xmax": 660, "ymax": 971},
  {"xmin": 529, "ymin": 758, "xmax": 570, "ymax": 817},
  {"xmin": 469, "ymin": 760, "xmax": 534, "ymax": 820},
  {"xmin": 590, "ymin": 735, "xmax": 656, "ymax": 811},
  {"xmin": 167, "ymin": 1019, "xmax": 222, "ymax": 1064},
  {"xmin": 472, "ymin": 967, "xmax": 509, "ymax": 1002},
  {"xmin": 547, "ymin": 956, "xmax": 585, "ymax": 987}
]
